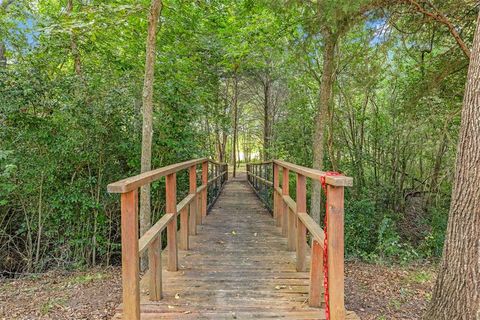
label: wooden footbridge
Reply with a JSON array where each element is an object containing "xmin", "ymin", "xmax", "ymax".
[{"xmin": 108, "ymin": 159, "xmax": 358, "ymax": 319}]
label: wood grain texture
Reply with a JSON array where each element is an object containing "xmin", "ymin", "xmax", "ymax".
[
  {"xmin": 201, "ymin": 161, "xmax": 208, "ymax": 221},
  {"xmin": 274, "ymin": 160, "xmax": 353, "ymax": 187},
  {"xmin": 120, "ymin": 190, "xmax": 140, "ymax": 320},
  {"xmin": 327, "ymin": 184, "xmax": 345, "ymax": 319},
  {"xmin": 296, "ymin": 174, "xmax": 307, "ymax": 272},
  {"xmin": 165, "ymin": 173, "xmax": 178, "ymax": 272},
  {"xmin": 148, "ymin": 236, "xmax": 162, "ymax": 301},
  {"xmin": 309, "ymin": 239, "xmax": 323, "ymax": 308},
  {"xmin": 108, "ymin": 158, "xmax": 207, "ymax": 193},
  {"xmin": 188, "ymin": 165, "xmax": 197, "ymax": 236},
  {"xmin": 282, "ymin": 168, "xmax": 289, "ymax": 237},
  {"xmin": 114, "ymin": 175, "xmax": 357, "ymax": 319}
]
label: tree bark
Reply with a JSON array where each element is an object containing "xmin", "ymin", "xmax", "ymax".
[
  {"xmin": 66, "ymin": 0, "xmax": 83, "ymax": 77},
  {"xmin": 0, "ymin": 42, "xmax": 6, "ymax": 67},
  {"xmin": 424, "ymin": 12, "xmax": 480, "ymax": 320},
  {"xmin": 139, "ymin": 0, "xmax": 163, "ymax": 270},
  {"xmin": 0, "ymin": 0, "xmax": 14, "ymax": 67},
  {"xmin": 311, "ymin": 31, "xmax": 338, "ymax": 224}
]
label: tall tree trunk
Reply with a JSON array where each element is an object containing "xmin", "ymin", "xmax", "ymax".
[
  {"xmin": 232, "ymin": 67, "xmax": 239, "ymax": 177},
  {"xmin": 0, "ymin": 0, "xmax": 14, "ymax": 68},
  {"xmin": 66, "ymin": 0, "xmax": 83, "ymax": 77},
  {"xmin": 139, "ymin": 0, "xmax": 163, "ymax": 270},
  {"xmin": 0, "ymin": 42, "xmax": 6, "ymax": 67},
  {"xmin": 424, "ymin": 13, "xmax": 480, "ymax": 320},
  {"xmin": 311, "ymin": 32, "xmax": 337, "ymax": 224}
]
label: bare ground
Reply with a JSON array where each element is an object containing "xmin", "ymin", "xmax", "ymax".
[{"xmin": 0, "ymin": 262, "xmax": 434, "ymax": 320}]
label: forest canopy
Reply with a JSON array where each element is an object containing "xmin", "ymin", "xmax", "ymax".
[{"xmin": 0, "ymin": 0, "xmax": 477, "ymax": 275}]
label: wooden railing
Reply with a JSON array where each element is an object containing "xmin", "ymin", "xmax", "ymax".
[
  {"xmin": 107, "ymin": 158, "xmax": 228, "ymax": 320},
  {"xmin": 246, "ymin": 161, "xmax": 274, "ymax": 211},
  {"xmin": 247, "ymin": 160, "xmax": 353, "ymax": 320}
]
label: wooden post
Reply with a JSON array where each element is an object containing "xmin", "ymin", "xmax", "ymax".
[
  {"xmin": 309, "ymin": 240, "xmax": 323, "ymax": 307},
  {"xmin": 148, "ymin": 236, "xmax": 162, "ymax": 300},
  {"xmin": 189, "ymin": 165, "xmax": 197, "ymax": 236},
  {"xmin": 296, "ymin": 174, "xmax": 307, "ymax": 271},
  {"xmin": 201, "ymin": 161, "xmax": 208, "ymax": 221},
  {"xmin": 327, "ymin": 184, "xmax": 345, "ymax": 319},
  {"xmin": 180, "ymin": 206, "xmax": 189, "ymax": 250},
  {"xmin": 120, "ymin": 190, "xmax": 140, "ymax": 320},
  {"xmin": 273, "ymin": 164, "xmax": 279, "ymax": 225},
  {"xmin": 287, "ymin": 207, "xmax": 295, "ymax": 251},
  {"xmin": 282, "ymin": 168, "xmax": 289, "ymax": 236},
  {"xmin": 196, "ymin": 187, "xmax": 202, "ymax": 225},
  {"xmin": 166, "ymin": 173, "xmax": 178, "ymax": 271}
]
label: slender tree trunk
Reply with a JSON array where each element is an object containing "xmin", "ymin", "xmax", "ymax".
[
  {"xmin": 232, "ymin": 68, "xmax": 239, "ymax": 177},
  {"xmin": 0, "ymin": 0, "xmax": 14, "ymax": 68},
  {"xmin": 424, "ymin": 13, "xmax": 480, "ymax": 320},
  {"xmin": 311, "ymin": 32, "xmax": 337, "ymax": 224},
  {"xmin": 139, "ymin": 0, "xmax": 163, "ymax": 270},
  {"xmin": 66, "ymin": 0, "xmax": 83, "ymax": 77},
  {"xmin": 0, "ymin": 42, "xmax": 6, "ymax": 67}
]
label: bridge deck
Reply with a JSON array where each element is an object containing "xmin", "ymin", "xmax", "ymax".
[{"xmin": 114, "ymin": 175, "xmax": 358, "ymax": 319}]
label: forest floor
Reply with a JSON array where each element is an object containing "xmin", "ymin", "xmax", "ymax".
[{"xmin": 0, "ymin": 261, "xmax": 435, "ymax": 320}]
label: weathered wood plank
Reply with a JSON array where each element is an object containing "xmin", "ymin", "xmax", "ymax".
[
  {"xmin": 114, "ymin": 174, "xmax": 356, "ymax": 320},
  {"xmin": 120, "ymin": 190, "xmax": 140, "ymax": 320},
  {"xmin": 296, "ymin": 174, "xmax": 307, "ymax": 272},
  {"xmin": 108, "ymin": 158, "xmax": 207, "ymax": 193},
  {"xmin": 274, "ymin": 159, "xmax": 353, "ymax": 187},
  {"xmin": 327, "ymin": 184, "xmax": 346, "ymax": 319},
  {"xmin": 148, "ymin": 236, "xmax": 162, "ymax": 301},
  {"xmin": 166, "ymin": 173, "xmax": 178, "ymax": 272}
]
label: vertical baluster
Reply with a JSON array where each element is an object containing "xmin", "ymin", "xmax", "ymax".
[
  {"xmin": 148, "ymin": 236, "xmax": 162, "ymax": 300},
  {"xmin": 287, "ymin": 206, "xmax": 295, "ymax": 251},
  {"xmin": 189, "ymin": 165, "xmax": 197, "ymax": 236},
  {"xmin": 327, "ymin": 184, "xmax": 345, "ymax": 319},
  {"xmin": 309, "ymin": 239, "xmax": 323, "ymax": 307},
  {"xmin": 281, "ymin": 168, "xmax": 289, "ymax": 236},
  {"xmin": 201, "ymin": 161, "xmax": 208, "ymax": 221},
  {"xmin": 120, "ymin": 190, "xmax": 140, "ymax": 319},
  {"xmin": 179, "ymin": 206, "xmax": 189, "ymax": 250},
  {"xmin": 273, "ymin": 163, "xmax": 279, "ymax": 225},
  {"xmin": 166, "ymin": 173, "xmax": 178, "ymax": 271},
  {"xmin": 296, "ymin": 174, "xmax": 307, "ymax": 271}
]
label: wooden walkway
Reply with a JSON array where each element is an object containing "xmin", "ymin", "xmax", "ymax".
[{"xmin": 113, "ymin": 173, "xmax": 358, "ymax": 319}]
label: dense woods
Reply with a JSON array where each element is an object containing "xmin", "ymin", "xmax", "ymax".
[{"xmin": 1, "ymin": 1, "xmax": 479, "ymax": 317}]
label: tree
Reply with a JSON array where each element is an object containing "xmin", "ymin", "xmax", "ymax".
[
  {"xmin": 424, "ymin": 12, "xmax": 480, "ymax": 320},
  {"xmin": 139, "ymin": 0, "xmax": 163, "ymax": 269},
  {"xmin": 309, "ymin": 0, "xmax": 356, "ymax": 224}
]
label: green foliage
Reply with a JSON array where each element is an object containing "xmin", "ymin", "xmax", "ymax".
[{"xmin": 0, "ymin": 0, "xmax": 475, "ymax": 274}]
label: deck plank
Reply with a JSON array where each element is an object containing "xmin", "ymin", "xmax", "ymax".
[{"xmin": 113, "ymin": 176, "xmax": 358, "ymax": 319}]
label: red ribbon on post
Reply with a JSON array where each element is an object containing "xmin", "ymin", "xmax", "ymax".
[{"xmin": 320, "ymin": 171, "xmax": 342, "ymax": 320}]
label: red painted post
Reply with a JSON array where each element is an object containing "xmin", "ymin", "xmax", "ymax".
[
  {"xmin": 120, "ymin": 190, "xmax": 140, "ymax": 319},
  {"xmin": 166, "ymin": 173, "xmax": 178, "ymax": 271}
]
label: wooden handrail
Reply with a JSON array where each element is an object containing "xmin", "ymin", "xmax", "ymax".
[
  {"xmin": 107, "ymin": 158, "xmax": 228, "ymax": 320},
  {"xmin": 108, "ymin": 158, "xmax": 207, "ymax": 193},
  {"xmin": 273, "ymin": 159, "xmax": 353, "ymax": 187},
  {"xmin": 247, "ymin": 159, "xmax": 352, "ymax": 320}
]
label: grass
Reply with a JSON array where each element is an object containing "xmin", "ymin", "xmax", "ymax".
[
  {"xmin": 408, "ymin": 270, "xmax": 434, "ymax": 284},
  {"xmin": 68, "ymin": 272, "xmax": 105, "ymax": 285}
]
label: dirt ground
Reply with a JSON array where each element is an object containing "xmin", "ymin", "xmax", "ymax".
[
  {"xmin": 0, "ymin": 262, "xmax": 435, "ymax": 320},
  {"xmin": 0, "ymin": 267, "xmax": 121, "ymax": 320}
]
